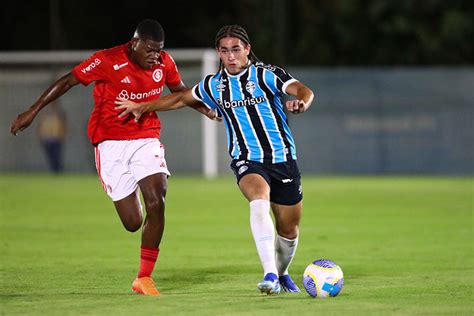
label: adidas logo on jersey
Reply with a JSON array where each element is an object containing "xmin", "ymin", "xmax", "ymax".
[{"xmin": 121, "ymin": 76, "xmax": 131, "ymax": 84}]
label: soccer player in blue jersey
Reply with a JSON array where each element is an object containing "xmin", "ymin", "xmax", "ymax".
[{"xmin": 115, "ymin": 25, "xmax": 314, "ymax": 295}]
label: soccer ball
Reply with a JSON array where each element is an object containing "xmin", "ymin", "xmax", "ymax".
[{"xmin": 302, "ymin": 259, "xmax": 344, "ymax": 298}]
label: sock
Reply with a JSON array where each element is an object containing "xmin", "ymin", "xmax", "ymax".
[
  {"xmin": 275, "ymin": 234, "xmax": 299, "ymax": 276},
  {"xmin": 249, "ymin": 199, "xmax": 278, "ymax": 276},
  {"xmin": 137, "ymin": 246, "xmax": 159, "ymax": 278}
]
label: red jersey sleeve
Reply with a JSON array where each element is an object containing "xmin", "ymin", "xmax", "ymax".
[
  {"xmin": 71, "ymin": 51, "xmax": 108, "ymax": 86},
  {"xmin": 163, "ymin": 53, "xmax": 182, "ymax": 87}
]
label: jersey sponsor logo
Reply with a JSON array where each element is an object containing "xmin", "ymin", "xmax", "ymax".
[
  {"xmin": 120, "ymin": 76, "xmax": 131, "ymax": 84},
  {"xmin": 118, "ymin": 87, "xmax": 163, "ymax": 100},
  {"xmin": 81, "ymin": 58, "xmax": 101, "ymax": 73},
  {"xmin": 152, "ymin": 69, "xmax": 163, "ymax": 82},
  {"xmin": 245, "ymin": 81, "xmax": 256, "ymax": 94},
  {"xmin": 113, "ymin": 62, "xmax": 128, "ymax": 70},
  {"xmin": 217, "ymin": 96, "xmax": 265, "ymax": 109}
]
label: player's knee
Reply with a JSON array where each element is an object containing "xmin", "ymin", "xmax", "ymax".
[
  {"xmin": 144, "ymin": 194, "xmax": 165, "ymax": 214},
  {"xmin": 278, "ymin": 226, "xmax": 299, "ymax": 240},
  {"xmin": 123, "ymin": 216, "xmax": 142, "ymax": 232}
]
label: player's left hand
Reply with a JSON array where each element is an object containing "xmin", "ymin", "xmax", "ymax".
[
  {"xmin": 286, "ymin": 99, "xmax": 307, "ymax": 114},
  {"xmin": 115, "ymin": 98, "xmax": 144, "ymax": 121}
]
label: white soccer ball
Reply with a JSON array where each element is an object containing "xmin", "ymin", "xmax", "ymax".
[{"xmin": 302, "ymin": 259, "xmax": 344, "ymax": 298}]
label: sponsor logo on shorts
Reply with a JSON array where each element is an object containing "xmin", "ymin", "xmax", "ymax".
[
  {"xmin": 236, "ymin": 160, "xmax": 246, "ymax": 167},
  {"xmin": 81, "ymin": 58, "xmax": 101, "ymax": 73},
  {"xmin": 238, "ymin": 166, "xmax": 248, "ymax": 175},
  {"xmin": 282, "ymin": 178, "xmax": 294, "ymax": 183}
]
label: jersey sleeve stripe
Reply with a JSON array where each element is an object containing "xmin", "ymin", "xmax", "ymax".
[
  {"xmin": 221, "ymin": 72, "xmax": 248, "ymax": 159},
  {"xmin": 192, "ymin": 84, "xmax": 203, "ymax": 102},
  {"xmin": 239, "ymin": 68, "xmax": 272, "ymax": 162},
  {"xmin": 195, "ymin": 75, "xmax": 219, "ymax": 109},
  {"xmin": 262, "ymin": 69, "xmax": 278, "ymax": 95},
  {"xmin": 257, "ymin": 67, "xmax": 292, "ymax": 159}
]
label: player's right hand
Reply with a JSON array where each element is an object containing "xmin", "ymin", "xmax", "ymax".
[
  {"xmin": 115, "ymin": 98, "xmax": 144, "ymax": 122},
  {"xmin": 10, "ymin": 109, "xmax": 37, "ymax": 136},
  {"xmin": 286, "ymin": 99, "xmax": 307, "ymax": 114},
  {"xmin": 211, "ymin": 110, "xmax": 223, "ymax": 122}
]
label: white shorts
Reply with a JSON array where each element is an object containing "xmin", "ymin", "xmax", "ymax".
[{"xmin": 94, "ymin": 138, "xmax": 170, "ymax": 201}]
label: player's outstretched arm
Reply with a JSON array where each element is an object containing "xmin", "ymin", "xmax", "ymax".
[
  {"xmin": 10, "ymin": 73, "xmax": 79, "ymax": 136},
  {"xmin": 185, "ymin": 101, "xmax": 222, "ymax": 122},
  {"xmin": 115, "ymin": 90, "xmax": 188, "ymax": 121},
  {"xmin": 284, "ymin": 81, "xmax": 314, "ymax": 114},
  {"xmin": 115, "ymin": 89, "xmax": 220, "ymax": 121},
  {"xmin": 169, "ymin": 85, "xmax": 221, "ymax": 120}
]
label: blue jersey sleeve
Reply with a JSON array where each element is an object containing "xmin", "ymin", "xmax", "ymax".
[
  {"xmin": 192, "ymin": 74, "xmax": 219, "ymax": 110},
  {"xmin": 258, "ymin": 63, "xmax": 298, "ymax": 95}
]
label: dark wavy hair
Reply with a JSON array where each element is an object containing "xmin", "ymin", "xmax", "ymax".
[{"xmin": 214, "ymin": 25, "xmax": 260, "ymax": 71}]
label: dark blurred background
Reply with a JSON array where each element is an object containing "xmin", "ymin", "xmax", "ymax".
[
  {"xmin": 2, "ymin": 0, "xmax": 474, "ymax": 65},
  {"xmin": 1, "ymin": 0, "xmax": 473, "ymax": 175}
]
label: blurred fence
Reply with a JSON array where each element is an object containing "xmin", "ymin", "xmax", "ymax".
[
  {"xmin": 291, "ymin": 68, "xmax": 473, "ymax": 175},
  {"xmin": 1, "ymin": 63, "xmax": 472, "ymax": 175}
]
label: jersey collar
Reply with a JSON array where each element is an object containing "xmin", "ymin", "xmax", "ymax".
[{"xmin": 224, "ymin": 61, "xmax": 252, "ymax": 78}]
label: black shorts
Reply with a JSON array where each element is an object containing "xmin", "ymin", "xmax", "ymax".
[{"xmin": 230, "ymin": 159, "xmax": 303, "ymax": 205}]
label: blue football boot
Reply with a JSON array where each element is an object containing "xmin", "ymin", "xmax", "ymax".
[
  {"xmin": 257, "ymin": 273, "xmax": 281, "ymax": 295},
  {"xmin": 279, "ymin": 274, "xmax": 301, "ymax": 293}
]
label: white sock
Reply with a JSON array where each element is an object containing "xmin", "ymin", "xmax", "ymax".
[
  {"xmin": 249, "ymin": 199, "xmax": 278, "ymax": 276},
  {"xmin": 275, "ymin": 234, "xmax": 299, "ymax": 276}
]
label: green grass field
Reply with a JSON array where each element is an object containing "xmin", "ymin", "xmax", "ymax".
[{"xmin": 1, "ymin": 175, "xmax": 472, "ymax": 315}]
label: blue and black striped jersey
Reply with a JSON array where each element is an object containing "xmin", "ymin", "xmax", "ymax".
[{"xmin": 192, "ymin": 62, "xmax": 298, "ymax": 164}]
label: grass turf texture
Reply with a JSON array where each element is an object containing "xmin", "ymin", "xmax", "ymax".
[{"xmin": 0, "ymin": 175, "xmax": 472, "ymax": 315}]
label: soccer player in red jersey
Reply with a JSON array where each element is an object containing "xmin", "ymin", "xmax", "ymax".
[{"xmin": 10, "ymin": 19, "xmax": 217, "ymax": 296}]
